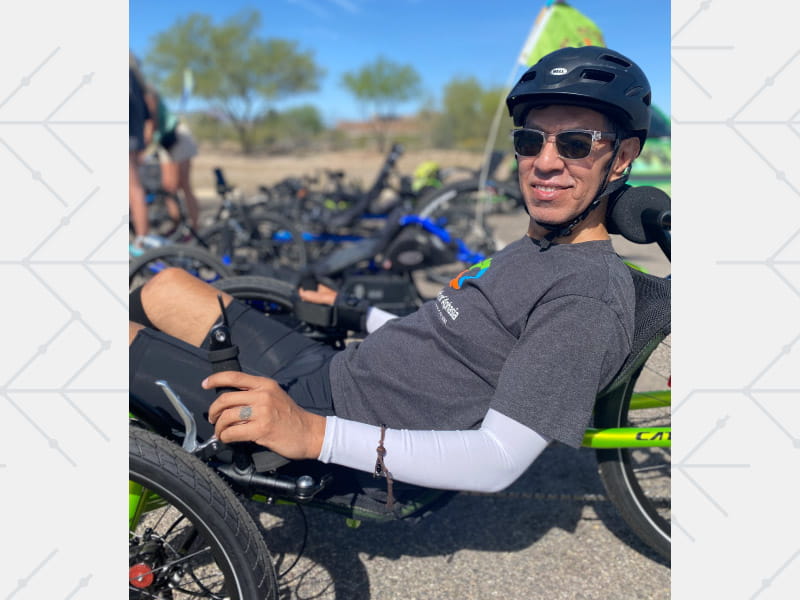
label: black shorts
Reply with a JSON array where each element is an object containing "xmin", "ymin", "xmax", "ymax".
[{"xmin": 130, "ymin": 300, "xmax": 338, "ymax": 440}]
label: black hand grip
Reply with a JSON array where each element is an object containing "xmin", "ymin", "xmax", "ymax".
[
  {"xmin": 208, "ymin": 295, "xmax": 241, "ymax": 394},
  {"xmin": 299, "ymin": 272, "xmax": 318, "ymax": 291}
]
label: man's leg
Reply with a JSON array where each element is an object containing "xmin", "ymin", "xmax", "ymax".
[
  {"xmin": 130, "ymin": 272, "xmax": 337, "ymax": 439},
  {"xmin": 135, "ymin": 267, "xmax": 232, "ymax": 347}
]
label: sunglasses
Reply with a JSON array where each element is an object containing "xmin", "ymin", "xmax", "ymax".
[{"xmin": 511, "ymin": 128, "xmax": 616, "ymax": 160}]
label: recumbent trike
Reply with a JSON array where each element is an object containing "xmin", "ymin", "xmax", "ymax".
[{"xmin": 129, "ymin": 184, "xmax": 670, "ymax": 599}]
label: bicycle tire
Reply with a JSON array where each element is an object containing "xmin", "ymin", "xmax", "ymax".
[
  {"xmin": 213, "ymin": 274, "xmax": 295, "ymax": 303},
  {"xmin": 146, "ymin": 188, "xmax": 194, "ymax": 242},
  {"xmin": 594, "ymin": 335, "xmax": 671, "ymax": 560},
  {"xmin": 212, "ymin": 275, "xmax": 347, "ymax": 344},
  {"xmin": 213, "ymin": 275, "xmax": 298, "ymax": 321},
  {"xmin": 129, "ymin": 426, "xmax": 278, "ymax": 599},
  {"xmin": 198, "ymin": 211, "xmax": 308, "ymax": 276},
  {"xmin": 129, "ymin": 245, "xmax": 235, "ymax": 290},
  {"xmin": 417, "ymin": 178, "xmax": 499, "ymax": 256}
]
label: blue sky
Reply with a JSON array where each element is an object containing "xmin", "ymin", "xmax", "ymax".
[{"xmin": 130, "ymin": 0, "xmax": 670, "ymax": 125}]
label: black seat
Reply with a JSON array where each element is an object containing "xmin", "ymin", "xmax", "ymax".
[
  {"xmin": 600, "ymin": 268, "xmax": 670, "ymax": 397},
  {"xmin": 599, "ymin": 184, "xmax": 671, "ymax": 396}
]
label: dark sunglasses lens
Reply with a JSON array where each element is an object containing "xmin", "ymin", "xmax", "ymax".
[
  {"xmin": 556, "ymin": 131, "xmax": 593, "ymax": 159},
  {"xmin": 514, "ymin": 130, "xmax": 544, "ymax": 156}
]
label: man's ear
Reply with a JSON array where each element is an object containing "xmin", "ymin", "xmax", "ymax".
[{"xmin": 612, "ymin": 137, "xmax": 642, "ymax": 178}]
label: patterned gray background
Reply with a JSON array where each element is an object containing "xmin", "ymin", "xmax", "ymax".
[
  {"xmin": 671, "ymin": 1, "xmax": 800, "ymax": 598},
  {"xmin": 1, "ymin": 0, "xmax": 798, "ymax": 597},
  {"xmin": 0, "ymin": 1, "xmax": 127, "ymax": 596}
]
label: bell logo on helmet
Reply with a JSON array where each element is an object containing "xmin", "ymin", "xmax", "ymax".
[{"xmin": 550, "ymin": 67, "xmax": 568, "ymax": 76}]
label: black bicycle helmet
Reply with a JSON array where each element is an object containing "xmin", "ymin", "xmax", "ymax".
[
  {"xmin": 506, "ymin": 46, "xmax": 651, "ymax": 148},
  {"xmin": 505, "ymin": 46, "xmax": 652, "ymax": 249}
]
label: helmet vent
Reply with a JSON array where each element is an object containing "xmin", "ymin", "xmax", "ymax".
[
  {"xmin": 626, "ymin": 87, "xmax": 652, "ymax": 106},
  {"xmin": 521, "ymin": 70, "xmax": 537, "ymax": 82},
  {"xmin": 625, "ymin": 85, "xmax": 644, "ymax": 97},
  {"xmin": 600, "ymin": 53, "xmax": 631, "ymax": 68},
  {"xmin": 580, "ymin": 69, "xmax": 615, "ymax": 83}
]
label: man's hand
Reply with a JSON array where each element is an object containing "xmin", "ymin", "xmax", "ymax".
[
  {"xmin": 203, "ymin": 372, "xmax": 326, "ymax": 460},
  {"xmin": 297, "ymin": 283, "xmax": 337, "ymax": 306}
]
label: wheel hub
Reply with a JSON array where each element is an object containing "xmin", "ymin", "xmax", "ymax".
[
  {"xmin": 130, "ymin": 536, "xmax": 167, "ymax": 592},
  {"xmin": 129, "ymin": 563, "xmax": 155, "ymax": 589}
]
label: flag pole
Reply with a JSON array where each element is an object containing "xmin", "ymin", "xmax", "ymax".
[{"xmin": 476, "ymin": 4, "xmax": 554, "ymax": 226}]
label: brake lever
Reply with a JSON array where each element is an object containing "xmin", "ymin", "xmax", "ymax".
[
  {"xmin": 153, "ymin": 380, "xmax": 227, "ymax": 459},
  {"xmin": 192, "ymin": 435, "xmax": 225, "ymax": 460}
]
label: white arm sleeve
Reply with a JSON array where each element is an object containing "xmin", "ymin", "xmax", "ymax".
[
  {"xmin": 318, "ymin": 409, "xmax": 551, "ymax": 493},
  {"xmin": 365, "ymin": 306, "xmax": 398, "ymax": 333}
]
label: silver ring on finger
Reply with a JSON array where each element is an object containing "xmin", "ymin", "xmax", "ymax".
[{"xmin": 238, "ymin": 405, "xmax": 252, "ymax": 421}]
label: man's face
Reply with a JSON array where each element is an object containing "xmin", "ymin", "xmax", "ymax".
[{"xmin": 517, "ymin": 105, "xmax": 630, "ymax": 239}]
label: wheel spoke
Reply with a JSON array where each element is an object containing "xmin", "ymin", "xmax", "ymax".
[
  {"xmin": 595, "ymin": 332, "xmax": 671, "ymax": 560},
  {"xmin": 130, "ymin": 427, "xmax": 277, "ymax": 598}
]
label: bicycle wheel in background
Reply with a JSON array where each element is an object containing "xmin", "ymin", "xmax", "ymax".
[
  {"xmin": 212, "ymin": 275, "xmax": 296, "ymax": 312},
  {"xmin": 198, "ymin": 211, "xmax": 308, "ymax": 279},
  {"xmin": 417, "ymin": 178, "xmax": 511, "ymax": 256},
  {"xmin": 594, "ymin": 335, "xmax": 671, "ymax": 561},
  {"xmin": 146, "ymin": 191, "xmax": 191, "ymax": 241},
  {"xmin": 212, "ymin": 274, "xmax": 308, "ymax": 330},
  {"xmin": 129, "ymin": 245, "xmax": 234, "ymax": 290},
  {"xmin": 129, "ymin": 427, "xmax": 278, "ymax": 599}
]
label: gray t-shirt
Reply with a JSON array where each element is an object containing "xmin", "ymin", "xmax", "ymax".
[{"xmin": 329, "ymin": 236, "xmax": 635, "ymax": 448}]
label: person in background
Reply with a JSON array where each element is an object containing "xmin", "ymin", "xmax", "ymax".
[
  {"xmin": 144, "ymin": 86, "xmax": 201, "ymax": 230},
  {"xmin": 129, "ymin": 52, "xmax": 151, "ymax": 251}
]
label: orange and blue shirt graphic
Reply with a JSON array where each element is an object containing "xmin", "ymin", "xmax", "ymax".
[{"xmin": 449, "ymin": 258, "xmax": 493, "ymax": 290}]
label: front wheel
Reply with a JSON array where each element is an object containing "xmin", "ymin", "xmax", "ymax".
[
  {"xmin": 129, "ymin": 245, "xmax": 234, "ymax": 290},
  {"xmin": 594, "ymin": 335, "xmax": 671, "ymax": 561},
  {"xmin": 129, "ymin": 426, "xmax": 278, "ymax": 599}
]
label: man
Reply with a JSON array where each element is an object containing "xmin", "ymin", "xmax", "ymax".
[{"xmin": 130, "ymin": 46, "xmax": 651, "ymax": 493}]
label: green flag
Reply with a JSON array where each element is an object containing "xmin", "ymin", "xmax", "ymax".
[{"xmin": 519, "ymin": 1, "xmax": 605, "ymax": 67}]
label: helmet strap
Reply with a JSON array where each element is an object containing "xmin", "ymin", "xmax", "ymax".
[{"xmin": 535, "ymin": 139, "xmax": 626, "ymax": 250}]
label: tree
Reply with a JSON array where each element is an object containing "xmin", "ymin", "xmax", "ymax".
[
  {"xmin": 341, "ymin": 56, "xmax": 421, "ymax": 150},
  {"xmin": 144, "ymin": 10, "xmax": 324, "ymax": 154},
  {"xmin": 254, "ymin": 105, "xmax": 325, "ymax": 152},
  {"xmin": 433, "ymin": 77, "xmax": 509, "ymax": 150}
]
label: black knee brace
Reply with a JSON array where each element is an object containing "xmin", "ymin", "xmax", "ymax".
[{"xmin": 129, "ymin": 285, "xmax": 158, "ymax": 330}]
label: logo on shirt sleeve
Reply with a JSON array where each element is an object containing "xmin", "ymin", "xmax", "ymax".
[{"xmin": 449, "ymin": 257, "xmax": 493, "ymax": 290}]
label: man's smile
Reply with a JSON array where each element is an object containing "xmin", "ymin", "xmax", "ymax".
[{"xmin": 531, "ymin": 183, "xmax": 571, "ymax": 201}]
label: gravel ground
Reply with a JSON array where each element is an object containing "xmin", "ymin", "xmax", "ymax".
[{"xmin": 246, "ymin": 442, "xmax": 670, "ymax": 600}]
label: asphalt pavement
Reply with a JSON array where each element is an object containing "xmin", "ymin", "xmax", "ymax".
[{"xmin": 238, "ymin": 208, "xmax": 671, "ymax": 600}]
